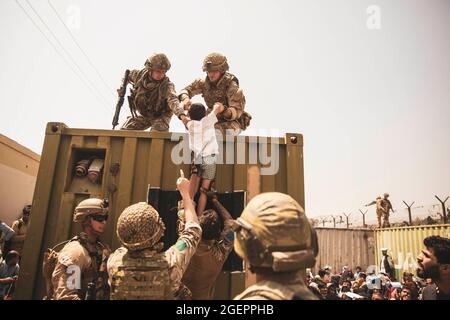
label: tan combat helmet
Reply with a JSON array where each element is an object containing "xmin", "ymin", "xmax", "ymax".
[
  {"xmin": 376, "ymin": 196, "xmax": 382, "ymax": 200},
  {"xmin": 384, "ymin": 193, "xmax": 389, "ymax": 198},
  {"xmin": 116, "ymin": 202, "xmax": 165, "ymax": 251},
  {"xmin": 202, "ymin": 52, "xmax": 229, "ymax": 73},
  {"xmin": 145, "ymin": 53, "xmax": 171, "ymax": 71},
  {"xmin": 73, "ymin": 198, "xmax": 108, "ymax": 223},
  {"xmin": 234, "ymin": 192, "xmax": 318, "ymax": 272}
]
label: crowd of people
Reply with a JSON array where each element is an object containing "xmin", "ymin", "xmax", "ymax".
[
  {"xmin": 0, "ymin": 205, "xmax": 31, "ymax": 299},
  {"xmin": 306, "ymin": 237, "xmax": 450, "ymax": 300}
]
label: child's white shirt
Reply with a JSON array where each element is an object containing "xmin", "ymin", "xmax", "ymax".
[{"xmin": 187, "ymin": 112, "xmax": 219, "ymax": 159}]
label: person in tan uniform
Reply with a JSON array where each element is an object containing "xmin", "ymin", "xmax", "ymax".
[
  {"xmin": 381, "ymin": 193, "xmax": 395, "ymax": 228},
  {"xmin": 118, "ymin": 53, "xmax": 186, "ymax": 131},
  {"xmin": 179, "ymin": 52, "xmax": 251, "ymax": 135},
  {"xmin": 233, "ymin": 192, "xmax": 319, "ymax": 300},
  {"xmin": 107, "ymin": 170, "xmax": 202, "ymax": 300},
  {"xmin": 51, "ymin": 198, "xmax": 110, "ymax": 300},
  {"xmin": 365, "ymin": 196, "xmax": 385, "ymax": 228},
  {"xmin": 9, "ymin": 205, "xmax": 31, "ymax": 255},
  {"xmin": 182, "ymin": 191, "xmax": 236, "ymax": 300}
]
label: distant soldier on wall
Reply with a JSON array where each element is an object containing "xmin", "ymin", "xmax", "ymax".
[
  {"xmin": 116, "ymin": 53, "xmax": 187, "ymax": 131},
  {"xmin": 381, "ymin": 193, "xmax": 395, "ymax": 228},
  {"xmin": 365, "ymin": 196, "xmax": 385, "ymax": 228}
]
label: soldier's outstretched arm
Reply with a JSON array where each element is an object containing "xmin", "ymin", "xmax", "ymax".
[
  {"xmin": 166, "ymin": 82, "xmax": 185, "ymax": 119},
  {"xmin": 366, "ymin": 201, "xmax": 376, "ymax": 207},
  {"xmin": 208, "ymin": 193, "xmax": 233, "ymax": 222},
  {"xmin": 177, "ymin": 170, "xmax": 199, "ymax": 225},
  {"xmin": 178, "ymin": 78, "xmax": 205, "ymax": 102}
]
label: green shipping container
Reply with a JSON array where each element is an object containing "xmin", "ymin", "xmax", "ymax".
[{"xmin": 15, "ymin": 122, "xmax": 305, "ymax": 299}]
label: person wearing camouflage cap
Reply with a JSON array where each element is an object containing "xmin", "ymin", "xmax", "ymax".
[
  {"xmin": 107, "ymin": 170, "xmax": 202, "ymax": 300},
  {"xmin": 51, "ymin": 198, "xmax": 111, "ymax": 300},
  {"xmin": 179, "ymin": 53, "xmax": 252, "ymax": 135},
  {"xmin": 233, "ymin": 192, "xmax": 319, "ymax": 300},
  {"xmin": 118, "ymin": 53, "xmax": 186, "ymax": 131}
]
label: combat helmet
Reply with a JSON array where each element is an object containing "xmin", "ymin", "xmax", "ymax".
[
  {"xmin": 116, "ymin": 202, "xmax": 165, "ymax": 251},
  {"xmin": 145, "ymin": 53, "xmax": 171, "ymax": 71},
  {"xmin": 234, "ymin": 192, "xmax": 318, "ymax": 272},
  {"xmin": 202, "ymin": 52, "xmax": 229, "ymax": 73},
  {"xmin": 73, "ymin": 198, "xmax": 108, "ymax": 223}
]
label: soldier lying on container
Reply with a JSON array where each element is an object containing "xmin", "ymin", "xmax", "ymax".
[
  {"xmin": 107, "ymin": 170, "xmax": 202, "ymax": 300},
  {"xmin": 184, "ymin": 102, "xmax": 223, "ymax": 216},
  {"xmin": 181, "ymin": 190, "xmax": 236, "ymax": 300},
  {"xmin": 118, "ymin": 53, "xmax": 187, "ymax": 131},
  {"xmin": 51, "ymin": 198, "xmax": 110, "ymax": 300},
  {"xmin": 179, "ymin": 52, "xmax": 251, "ymax": 135}
]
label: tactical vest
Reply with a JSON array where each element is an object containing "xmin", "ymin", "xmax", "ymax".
[
  {"xmin": 110, "ymin": 250, "xmax": 173, "ymax": 300},
  {"xmin": 203, "ymin": 72, "xmax": 239, "ymax": 112},
  {"xmin": 234, "ymin": 280, "xmax": 318, "ymax": 300},
  {"xmin": 43, "ymin": 235, "xmax": 109, "ymax": 300},
  {"xmin": 130, "ymin": 69, "xmax": 170, "ymax": 117}
]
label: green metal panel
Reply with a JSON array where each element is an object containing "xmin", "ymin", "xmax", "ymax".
[{"xmin": 375, "ymin": 224, "xmax": 450, "ymax": 279}]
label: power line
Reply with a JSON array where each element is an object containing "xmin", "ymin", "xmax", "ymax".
[
  {"xmin": 23, "ymin": 0, "xmax": 113, "ymax": 111},
  {"xmin": 47, "ymin": 0, "xmax": 116, "ymax": 97},
  {"xmin": 14, "ymin": 0, "xmax": 111, "ymax": 115}
]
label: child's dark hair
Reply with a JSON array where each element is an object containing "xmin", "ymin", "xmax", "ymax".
[{"xmin": 188, "ymin": 103, "xmax": 207, "ymax": 121}]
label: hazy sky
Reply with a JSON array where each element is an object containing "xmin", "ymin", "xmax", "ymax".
[{"xmin": 1, "ymin": 0, "xmax": 449, "ymax": 224}]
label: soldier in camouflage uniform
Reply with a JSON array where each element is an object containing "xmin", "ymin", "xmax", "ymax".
[
  {"xmin": 119, "ymin": 53, "xmax": 187, "ymax": 131},
  {"xmin": 233, "ymin": 192, "xmax": 319, "ymax": 300},
  {"xmin": 107, "ymin": 170, "xmax": 202, "ymax": 300},
  {"xmin": 366, "ymin": 196, "xmax": 385, "ymax": 229},
  {"xmin": 51, "ymin": 198, "xmax": 110, "ymax": 300},
  {"xmin": 381, "ymin": 193, "xmax": 394, "ymax": 228},
  {"xmin": 179, "ymin": 53, "xmax": 251, "ymax": 135}
]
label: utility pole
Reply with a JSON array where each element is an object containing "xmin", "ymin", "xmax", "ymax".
[
  {"xmin": 435, "ymin": 195, "xmax": 449, "ymax": 224},
  {"xmin": 402, "ymin": 201, "xmax": 415, "ymax": 226},
  {"xmin": 359, "ymin": 209, "xmax": 368, "ymax": 228}
]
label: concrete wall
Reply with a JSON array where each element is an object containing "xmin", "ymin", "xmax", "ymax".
[{"xmin": 0, "ymin": 134, "xmax": 40, "ymax": 225}]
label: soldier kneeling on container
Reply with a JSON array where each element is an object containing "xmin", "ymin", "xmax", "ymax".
[
  {"xmin": 233, "ymin": 192, "xmax": 319, "ymax": 300},
  {"xmin": 107, "ymin": 170, "xmax": 202, "ymax": 300}
]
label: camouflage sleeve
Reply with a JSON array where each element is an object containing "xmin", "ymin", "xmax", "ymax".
[
  {"xmin": 165, "ymin": 221, "xmax": 202, "ymax": 294},
  {"xmin": 366, "ymin": 201, "xmax": 376, "ymax": 206},
  {"xmin": 166, "ymin": 81, "xmax": 184, "ymax": 118},
  {"xmin": 218, "ymin": 220, "xmax": 235, "ymax": 260},
  {"xmin": 51, "ymin": 243, "xmax": 88, "ymax": 300},
  {"xmin": 225, "ymin": 80, "xmax": 245, "ymax": 121},
  {"xmin": 179, "ymin": 78, "xmax": 205, "ymax": 100},
  {"xmin": 127, "ymin": 69, "xmax": 140, "ymax": 85}
]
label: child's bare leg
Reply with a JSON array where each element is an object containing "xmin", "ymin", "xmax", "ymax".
[{"xmin": 196, "ymin": 179, "xmax": 212, "ymax": 216}]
